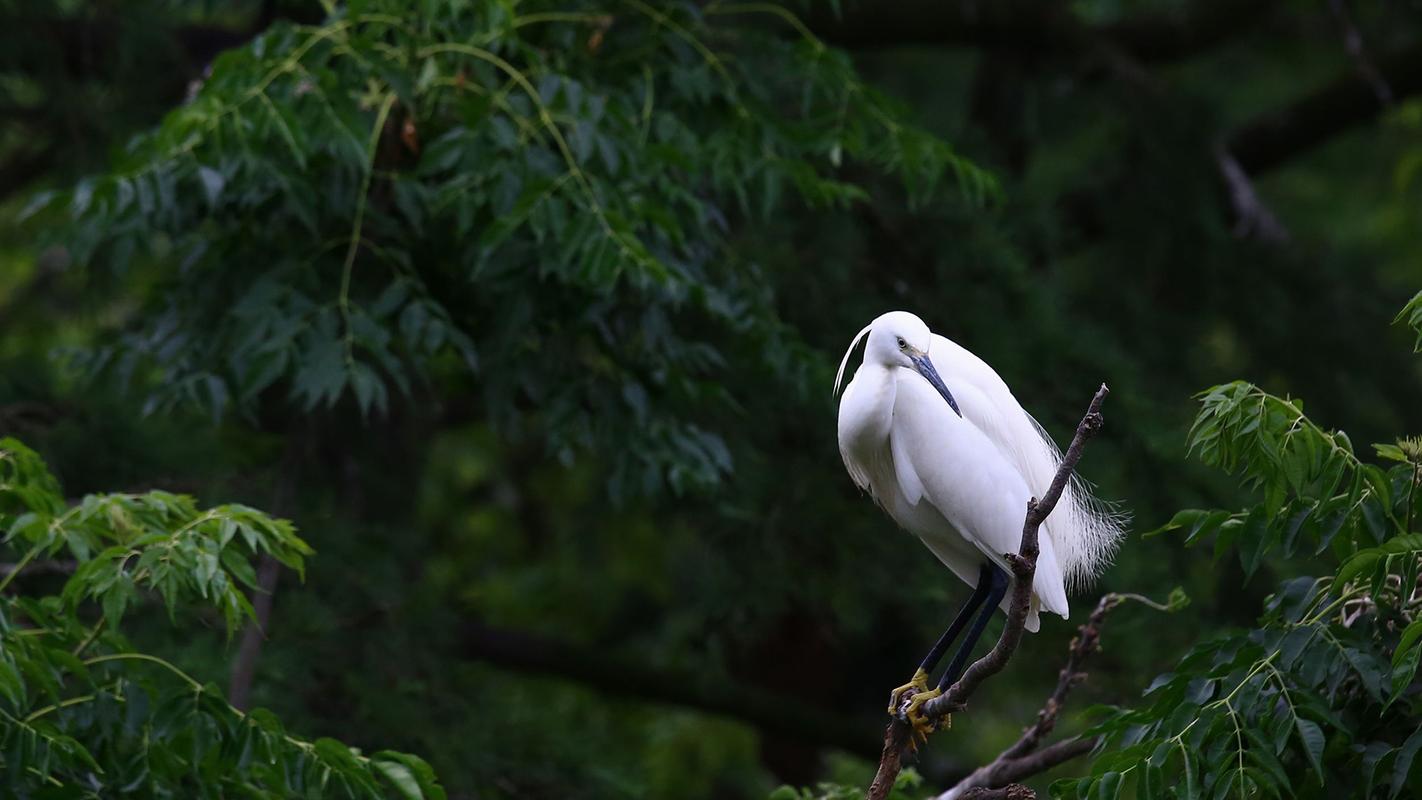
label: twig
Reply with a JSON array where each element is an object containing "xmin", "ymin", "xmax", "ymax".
[
  {"xmin": 459, "ymin": 620, "xmax": 881, "ymax": 757},
  {"xmin": 1227, "ymin": 42, "xmax": 1422, "ymax": 176},
  {"xmin": 0, "ymin": 559, "xmax": 77, "ymax": 581},
  {"xmin": 866, "ymin": 384, "xmax": 1111, "ymax": 800},
  {"xmin": 1326, "ymin": 0, "xmax": 1392, "ymax": 106},
  {"xmin": 789, "ymin": 0, "xmax": 1276, "ymax": 65},
  {"xmin": 227, "ymin": 554, "xmax": 282, "ymax": 709},
  {"xmin": 228, "ymin": 434, "xmax": 303, "ymax": 709},
  {"xmin": 1215, "ymin": 145, "xmax": 1289, "ymax": 243},
  {"xmin": 936, "ymin": 594, "xmax": 1131, "ymax": 799},
  {"xmin": 960, "ymin": 786, "xmax": 1037, "ymax": 800}
]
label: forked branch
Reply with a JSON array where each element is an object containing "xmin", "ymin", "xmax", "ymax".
[
  {"xmin": 935, "ymin": 594, "xmax": 1132, "ymax": 799},
  {"xmin": 866, "ymin": 383, "xmax": 1110, "ymax": 800}
]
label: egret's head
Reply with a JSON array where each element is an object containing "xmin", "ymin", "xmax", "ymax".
[
  {"xmin": 864, "ymin": 310, "xmax": 932, "ymax": 370},
  {"xmin": 833, "ymin": 311, "xmax": 962, "ymax": 416}
]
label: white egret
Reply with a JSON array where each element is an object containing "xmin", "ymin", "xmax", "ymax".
[{"xmin": 834, "ymin": 310, "xmax": 1123, "ymax": 733}]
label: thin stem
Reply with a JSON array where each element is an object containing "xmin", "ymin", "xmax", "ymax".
[
  {"xmin": 1108, "ymin": 591, "xmax": 1176, "ymax": 612},
  {"xmin": 24, "ymin": 694, "xmax": 96, "ymax": 722},
  {"xmin": 624, "ymin": 0, "xmax": 735, "ymax": 92},
  {"xmin": 83, "ymin": 651, "xmax": 370, "ymax": 762},
  {"xmin": 1406, "ymin": 461, "xmax": 1418, "ymax": 534},
  {"xmin": 1307, "ymin": 584, "xmax": 1365, "ymax": 624},
  {"xmin": 0, "ymin": 543, "xmax": 41, "ymax": 593},
  {"xmin": 513, "ymin": 11, "xmax": 610, "ymax": 27},
  {"xmin": 338, "ymin": 91, "xmax": 397, "ymax": 366},
  {"xmin": 71, "ymin": 616, "xmax": 107, "ymax": 657},
  {"xmin": 84, "ymin": 652, "xmax": 204, "ymax": 690},
  {"xmin": 417, "ymin": 42, "xmax": 651, "ymax": 272},
  {"xmin": 704, "ymin": 2, "xmax": 821, "ymax": 44}
]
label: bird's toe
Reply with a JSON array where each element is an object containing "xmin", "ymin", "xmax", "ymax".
[
  {"xmin": 903, "ymin": 686, "xmax": 944, "ymax": 743},
  {"xmin": 886, "ymin": 668, "xmax": 930, "ymax": 716}
]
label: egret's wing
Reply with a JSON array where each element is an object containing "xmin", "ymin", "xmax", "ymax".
[
  {"xmin": 890, "ymin": 370, "xmax": 1070, "ymax": 620},
  {"xmin": 930, "ymin": 334, "xmax": 1056, "ymax": 495},
  {"xmin": 930, "ymin": 334, "xmax": 1125, "ymax": 591},
  {"xmin": 889, "ymin": 432, "xmax": 925, "ymax": 505}
]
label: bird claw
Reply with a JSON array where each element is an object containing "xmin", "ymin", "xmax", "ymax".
[
  {"xmin": 903, "ymin": 687, "xmax": 945, "ymax": 745},
  {"xmin": 886, "ymin": 668, "xmax": 929, "ymax": 716},
  {"xmin": 887, "ymin": 670, "xmax": 948, "ymax": 747}
]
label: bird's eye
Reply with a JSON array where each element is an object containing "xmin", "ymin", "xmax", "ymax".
[{"xmin": 896, "ymin": 337, "xmax": 907, "ymax": 349}]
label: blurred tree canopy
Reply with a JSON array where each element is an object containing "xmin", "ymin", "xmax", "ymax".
[{"xmin": 1, "ymin": 0, "xmax": 1421, "ymax": 798}]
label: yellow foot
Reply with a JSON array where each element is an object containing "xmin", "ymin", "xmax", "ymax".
[
  {"xmin": 903, "ymin": 687, "xmax": 944, "ymax": 744},
  {"xmin": 886, "ymin": 668, "xmax": 930, "ymax": 716}
]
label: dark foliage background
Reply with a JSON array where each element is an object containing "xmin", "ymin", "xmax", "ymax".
[{"xmin": 1, "ymin": 1, "xmax": 1420, "ymax": 798}]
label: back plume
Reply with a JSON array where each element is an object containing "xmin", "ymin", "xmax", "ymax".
[{"xmin": 926, "ymin": 332, "xmax": 1127, "ymax": 591}]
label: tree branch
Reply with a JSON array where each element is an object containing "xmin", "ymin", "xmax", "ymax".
[
  {"xmin": 457, "ymin": 620, "xmax": 882, "ymax": 758},
  {"xmin": 1228, "ymin": 41, "xmax": 1422, "ymax": 176},
  {"xmin": 1215, "ymin": 146, "xmax": 1289, "ymax": 243},
  {"xmin": 1325, "ymin": 0, "xmax": 1393, "ymax": 106},
  {"xmin": 0, "ymin": 145, "xmax": 57, "ymax": 200},
  {"xmin": 0, "ymin": 559, "xmax": 77, "ymax": 581},
  {"xmin": 228, "ymin": 435, "xmax": 304, "ymax": 710},
  {"xmin": 228, "ymin": 554, "xmax": 282, "ymax": 709},
  {"xmin": 792, "ymin": 0, "xmax": 1276, "ymax": 64},
  {"xmin": 866, "ymin": 384, "xmax": 1110, "ymax": 800},
  {"xmin": 935, "ymin": 594, "xmax": 1134, "ymax": 799},
  {"xmin": 798, "ymin": 2, "xmax": 1417, "ymax": 183},
  {"xmin": 960, "ymin": 785, "xmax": 1038, "ymax": 800}
]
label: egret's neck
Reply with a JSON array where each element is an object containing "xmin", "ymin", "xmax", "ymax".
[{"xmin": 838, "ymin": 363, "xmax": 898, "ymax": 455}]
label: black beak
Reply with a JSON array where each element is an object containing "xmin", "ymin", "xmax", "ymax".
[{"xmin": 911, "ymin": 353, "xmax": 962, "ymax": 417}]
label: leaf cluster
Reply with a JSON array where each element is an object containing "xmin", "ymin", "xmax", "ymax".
[
  {"xmin": 33, "ymin": 0, "xmax": 992, "ymax": 499},
  {"xmin": 0, "ymin": 438, "xmax": 443, "ymax": 798},
  {"xmin": 1053, "ymin": 300, "xmax": 1422, "ymax": 800}
]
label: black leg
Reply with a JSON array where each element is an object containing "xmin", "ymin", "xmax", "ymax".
[
  {"xmin": 915, "ymin": 562, "xmax": 995, "ymax": 677},
  {"xmin": 936, "ymin": 563, "xmax": 1009, "ymax": 690}
]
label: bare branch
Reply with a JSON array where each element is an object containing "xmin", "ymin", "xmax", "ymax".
[
  {"xmin": 228, "ymin": 437, "xmax": 303, "ymax": 710},
  {"xmin": 459, "ymin": 620, "xmax": 882, "ymax": 758},
  {"xmin": 960, "ymin": 785, "xmax": 1037, "ymax": 800},
  {"xmin": 1228, "ymin": 41, "xmax": 1422, "ymax": 176},
  {"xmin": 228, "ymin": 554, "xmax": 282, "ymax": 710},
  {"xmin": 985, "ymin": 737, "xmax": 1097, "ymax": 786},
  {"xmin": 936, "ymin": 594, "xmax": 1133, "ymax": 799},
  {"xmin": 0, "ymin": 559, "xmax": 77, "ymax": 580},
  {"xmin": 867, "ymin": 385, "xmax": 1111, "ymax": 800},
  {"xmin": 792, "ymin": 0, "xmax": 1277, "ymax": 64},
  {"xmin": 1326, "ymin": 0, "xmax": 1393, "ymax": 106},
  {"xmin": 1215, "ymin": 146, "xmax": 1289, "ymax": 244}
]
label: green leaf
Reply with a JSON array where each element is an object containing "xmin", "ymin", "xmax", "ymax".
[
  {"xmin": 101, "ymin": 575, "xmax": 131, "ymax": 629},
  {"xmin": 1143, "ymin": 762, "xmax": 1162, "ymax": 800},
  {"xmin": 373, "ymin": 759, "xmax": 423, "ymax": 800},
  {"xmin": 1096, "ymin": 771, "xmax": 1122, "ymax": 800},
  {"xmin": 1394, "ymin": 289, "xmax": 1422, "ymax": 352},
  {"xmin": 197, "ymin": 166, "xmax": 225, "ymax": 206},
  {"xmin": 1145, "ymin": 509, "xmax": 1225, "ymax": 542},
  {"xmin": 1387, "ymin": 643, "xmax": 1420, "ymax": 711},
  {"xmin": 1181, "ymin": 746, "xmax": 1201, "ymax": 800},
  {"xmin": 1294, "ymin": 718, "xmax": 1326, "ymax": 784},
  {"xmin": 1392, "ymin": 727, "xmax": 1422, "ymax": 799},
  {"xmin": 1239, "ymin": 506, "xmax": 1270, "ymax": 577},
  {"xmin": 1336, "ymin": 551, "xmax": 1380, "ymax": 589},
  {"xmin": 1374, "ymin": 443, "xmax": 1408, "ymax": 463},
  {"xmin": 1362, "ymin": 742, "xmax": 1395, "ymax": 796}
]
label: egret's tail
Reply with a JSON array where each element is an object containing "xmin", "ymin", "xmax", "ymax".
[
  {"xmin": 1028, "ymin": 418, "xmax": 1129, "ymax": 592},
  {"xmin": 1051, "ymin": 473, "xmax": 1129, "ymax": 592},
  {"xmin": 994, "ymin": 529, "xmax": 1069, "ymax": 629}
]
